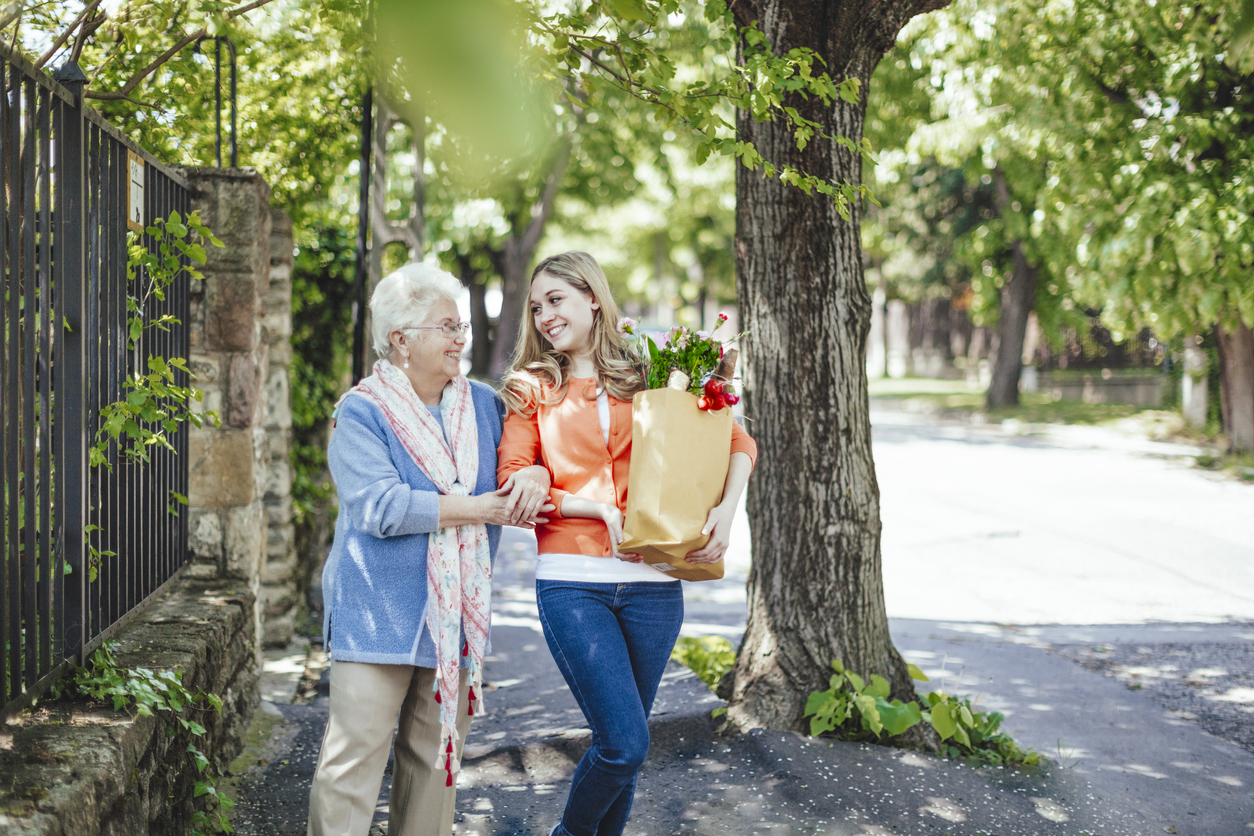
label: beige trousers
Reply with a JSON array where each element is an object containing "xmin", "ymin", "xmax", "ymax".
[{"xmin": 307, "ymin": 661, "xmax": 476, "ymax": 836}]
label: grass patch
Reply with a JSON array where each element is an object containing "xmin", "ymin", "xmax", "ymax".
[
  {"xmin": 869, "ymin": 377, "xmax": 1155, "ymax": 426},
  {"xmin": 1194, "ymin": 451, "xmax": 1254, "ymax": 482}
]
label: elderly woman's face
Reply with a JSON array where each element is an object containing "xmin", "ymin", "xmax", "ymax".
[{"xmin": 396, "ymin": 298, "xmax": 465, "ymax": 382}]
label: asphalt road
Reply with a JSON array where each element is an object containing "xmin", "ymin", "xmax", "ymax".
[
  {"xmin": 234, "ymin": 404, "xmax": 1254, "ymax": 835},
  {"xmin": 871, "ymin": 408, "xmax": 1254, "ymax": 625}
]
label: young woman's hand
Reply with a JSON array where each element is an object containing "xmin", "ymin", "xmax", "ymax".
[
  {"xmin": 599, "ymin": 503, "xmax": 626, "ymax": 554},
  {"xmin": 685, "ymin": 502, "xmax": 736, "ymax": 564},
  {"xmin": 500, "ymin": 465, "xmax": 552, "ymax": 525}
]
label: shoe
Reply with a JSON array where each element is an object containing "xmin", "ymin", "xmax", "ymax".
[{"xmin": 549, "ymin": 827, "xmax": 559, "ymax": 836}]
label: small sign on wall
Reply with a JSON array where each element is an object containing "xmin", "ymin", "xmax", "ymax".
[{"xmin": 127, "ymin": 151, "xmax": 144, "ymax": 231}]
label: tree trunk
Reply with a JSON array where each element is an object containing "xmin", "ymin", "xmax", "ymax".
[
  {"xmin": 726, "ymin": 0, "xmax": 947, "ymax": 738},
  {"xmin": 1216, "ymin": 316, "xmax": 1254, "ymax": 452},
  {"xmin": 985, "ymin": 240, "xmax": 1037, "ymax": 408},
  {"xmin": 487, "ymin": 140, "xmax": 573, "ymax": 381},
  {"xmin": 986, "ymin": 171, "xmax": 1037, "ymax": 409},
  {"xmin": 489, "ymin": 242, "xmax": 533, "ymax": 379},
  {"xmin": 455, "ymin": 254, "xmax": 494, "ymax": 379}
]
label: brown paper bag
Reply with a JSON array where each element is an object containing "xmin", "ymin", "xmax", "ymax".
[{"xmin": 619, "ymin": 388, "xmax": 732, "ymax": 581}]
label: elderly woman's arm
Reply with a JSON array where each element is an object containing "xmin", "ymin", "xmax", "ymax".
[
  {"xmin": 331, "ymin": 405, "xmax": 550, "ymax": 535},
  {"xmin": 437, "ymin": 483, "xmax": 553, "ymax": 529},
  {"xmin": 330, "ymin": 413, "xmax": 443, "ymax": 538}
]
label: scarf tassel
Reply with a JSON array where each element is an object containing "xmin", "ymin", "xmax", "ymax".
[
  {"xmin": 445, "ymin": 739, "xmax": 455, "ymax": 787},
  {"xmin": 468, "ymin": 685, "xmax": 476, "ymax": 716}
]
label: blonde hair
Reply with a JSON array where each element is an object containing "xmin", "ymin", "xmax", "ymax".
[{"xmin": 499, "ymin": 252, "xmax": 643, "ymax": 415}]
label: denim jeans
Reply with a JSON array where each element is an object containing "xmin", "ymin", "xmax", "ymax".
[{"xmin": 536, "ymin": 579, "xmax": 684, "ymax": 836}]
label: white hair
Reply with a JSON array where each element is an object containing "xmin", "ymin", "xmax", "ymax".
[{"xmin": 370, "ymin": 262, "xmax": 463, "ymax": 359}]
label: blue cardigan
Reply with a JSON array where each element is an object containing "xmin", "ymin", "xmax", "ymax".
[{"xmin": 321, "ymin": 381, "xmax": 504, "ymax": 666}]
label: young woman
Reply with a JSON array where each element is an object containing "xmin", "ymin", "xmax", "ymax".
[{"xmin": 497, "ymin": 252, "xmax": 756, "ymax": 836}]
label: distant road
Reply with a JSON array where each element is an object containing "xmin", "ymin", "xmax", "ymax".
[{"xmin": 872, "ymin": 408, "xmax": 1254, "ymax": 624}]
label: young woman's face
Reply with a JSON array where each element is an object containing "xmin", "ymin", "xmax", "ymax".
[{"xmin": 530, "ymin": 272, "xmax": 599, "ymax": 357}]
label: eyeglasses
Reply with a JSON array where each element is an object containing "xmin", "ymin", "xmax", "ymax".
[{"xmin": 403, "ymin": 322, "xmax": 470, "ymax": 339}]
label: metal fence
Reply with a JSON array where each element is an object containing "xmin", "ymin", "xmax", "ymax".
[{"xmin": 0, "ymin": 45, "xmax": 191, "ymax": 713}]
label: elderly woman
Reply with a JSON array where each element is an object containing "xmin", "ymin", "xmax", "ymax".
[{"xmin": 307, "ymin": 263, "xmax": 551, "ymax": 836}]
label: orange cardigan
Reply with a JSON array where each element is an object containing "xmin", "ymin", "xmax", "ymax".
[{"xmin": 497, "ymin": 376, "xmax": 758, "ymax": 557}]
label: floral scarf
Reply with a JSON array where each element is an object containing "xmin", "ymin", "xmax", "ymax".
[{"xmin": 339, "ymin": 359, "xmax": 491, "ymax": 783}]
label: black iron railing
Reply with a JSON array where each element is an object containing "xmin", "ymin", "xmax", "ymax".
[{"xmin": 1, "ymin": 45, "xmax": 191, "ymax": 713}]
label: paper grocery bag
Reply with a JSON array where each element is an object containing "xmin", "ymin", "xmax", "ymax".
[{"xmin": 619, "ymin": 388, "xmax": 732, "ymax": 582}]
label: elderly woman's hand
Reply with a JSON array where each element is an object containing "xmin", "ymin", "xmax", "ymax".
[
  {"xmin": 438, "ymin": 488, "xmax": 553, "ymax": 529},
  {"xmin": 500, "ymin": 465, "xmax": 553, "ymax": 526},
  {"xmin": 475, "ymin": 487, "xmax": 554, "ymax": 528}
]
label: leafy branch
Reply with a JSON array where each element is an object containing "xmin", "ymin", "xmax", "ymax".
[
  {"xmin": 23, "ymin": 0, "xmax": 284, "ymax": 102},
  {"xmin": 536, "ymin": 0, "xmax": 878, "ymax": 216}
]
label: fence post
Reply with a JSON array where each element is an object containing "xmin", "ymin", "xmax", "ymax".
[{"xmin": 53, "ymin": 60, "xmax": 88, "ymax": 662}]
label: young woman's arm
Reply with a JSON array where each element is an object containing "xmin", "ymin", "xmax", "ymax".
[
  {"xmin": 685, "ymin": 450, "xmax": 754, "ymax": 564},
  {"xmin": 559, "ymin": 495, "xmax": 626, "ymax": 554}
]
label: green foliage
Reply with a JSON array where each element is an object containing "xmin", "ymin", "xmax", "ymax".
[
  {"xmin": 374, "ymin": 0, "xmax": 550, "ymax": 169},
  {"xmin": 884, "ymin": 0, "xmax": 1254, "ymax": 344},
  {"xmin": 670, "ymin": 635, "xmax": 735, "ymax": 690},
  {"xmin": 803, "ymin": 659, "xmax": 925, "ymax": 739},
  {"xmin": 925, "ymin": 690, "xmax": 1042, "ymax": 766},
  {"xmin": 803, "ymin": 659, "xmax": 1041, "ymax": 767},
  {"xmin": 53, "ymin": 641, "xmax": 234, "ymax": 834},
  {"xmin": 289, "ymin": 226, "xmax": 356, "ymax": 525},
  {"xmin": 91, "ymin": 211, "xmax": 223, "ymax": 471},
  {"xmin": 536, "ymin": 0, "xmax": 876, "ymax": 217}
]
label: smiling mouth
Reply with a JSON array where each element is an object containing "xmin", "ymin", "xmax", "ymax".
[{"xmin": 546, "ymin": 324, "xmax": 566, "ymax": 339}]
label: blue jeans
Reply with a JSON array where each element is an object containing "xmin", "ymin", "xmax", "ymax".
[{"xmin": 536, "ymin": 579, "xmax": 684, "ymax": 836}]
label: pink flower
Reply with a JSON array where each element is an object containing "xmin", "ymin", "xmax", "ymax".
[
  {"xmin": 696, "ymin": 330, "xmax": 710, "ymax": 341},
  {"xmin": 617, "ymin": 317, "xmax": 637, "ymax": 337}
]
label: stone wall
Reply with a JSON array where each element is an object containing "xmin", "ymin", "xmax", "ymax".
[
  {"xmin": 182, "ymin": 167, "xmax": 298, "ymax": 649},
  {"xmin": 0, "ymin": 580, "xmax": 257, "ymax": 836}
]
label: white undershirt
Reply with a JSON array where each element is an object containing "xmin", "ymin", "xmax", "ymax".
[{"xmin": 535, "ymin": 387, "xmax": 674, "ymax": 583}]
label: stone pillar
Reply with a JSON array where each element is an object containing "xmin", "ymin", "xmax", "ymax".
[
  {"xmin": 1182, "ymin": 341, "xmax": 1209, "ymax": 428},
  {"xmin": 182, "ymin": 168, "xmax": 273, "ymax": 663},
  {"xmin": 261, "ymin": 209, "xmax": 298, "ymax": 646}
]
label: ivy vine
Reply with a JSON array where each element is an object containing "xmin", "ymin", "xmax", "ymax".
[{"xmin": 81, "ymin": 209, "xmax": 222, "ymax": 584}]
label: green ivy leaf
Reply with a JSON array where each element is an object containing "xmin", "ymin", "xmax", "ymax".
[{"xmin": 929, "ymin": 701, "xmax": 957, "ymax": 741}]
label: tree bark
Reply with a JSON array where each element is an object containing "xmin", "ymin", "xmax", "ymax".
[
  {"xmin": 455, "ymin": 253, "xmax": 494, "ymax": 379},
  {"xmin": 1216, "ymin": 316, "xmax": 1254, "ymax": 453},
  {"xmin": 986, "ymin": 170, "xmax": 1037, "ymax": 409},
  {"xmin": 726, "ymin": 0, "xmax": 948, "ymax": 739}
]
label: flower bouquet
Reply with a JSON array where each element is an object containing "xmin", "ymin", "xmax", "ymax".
[{"xmin": 616, "ymin": 315, "xmax": 743, "ymax": 581}]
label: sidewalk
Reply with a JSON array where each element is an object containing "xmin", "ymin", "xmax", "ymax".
[{"xmin": 230, "ymin": 526, "xmax": 1254, "ymax": 834}]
